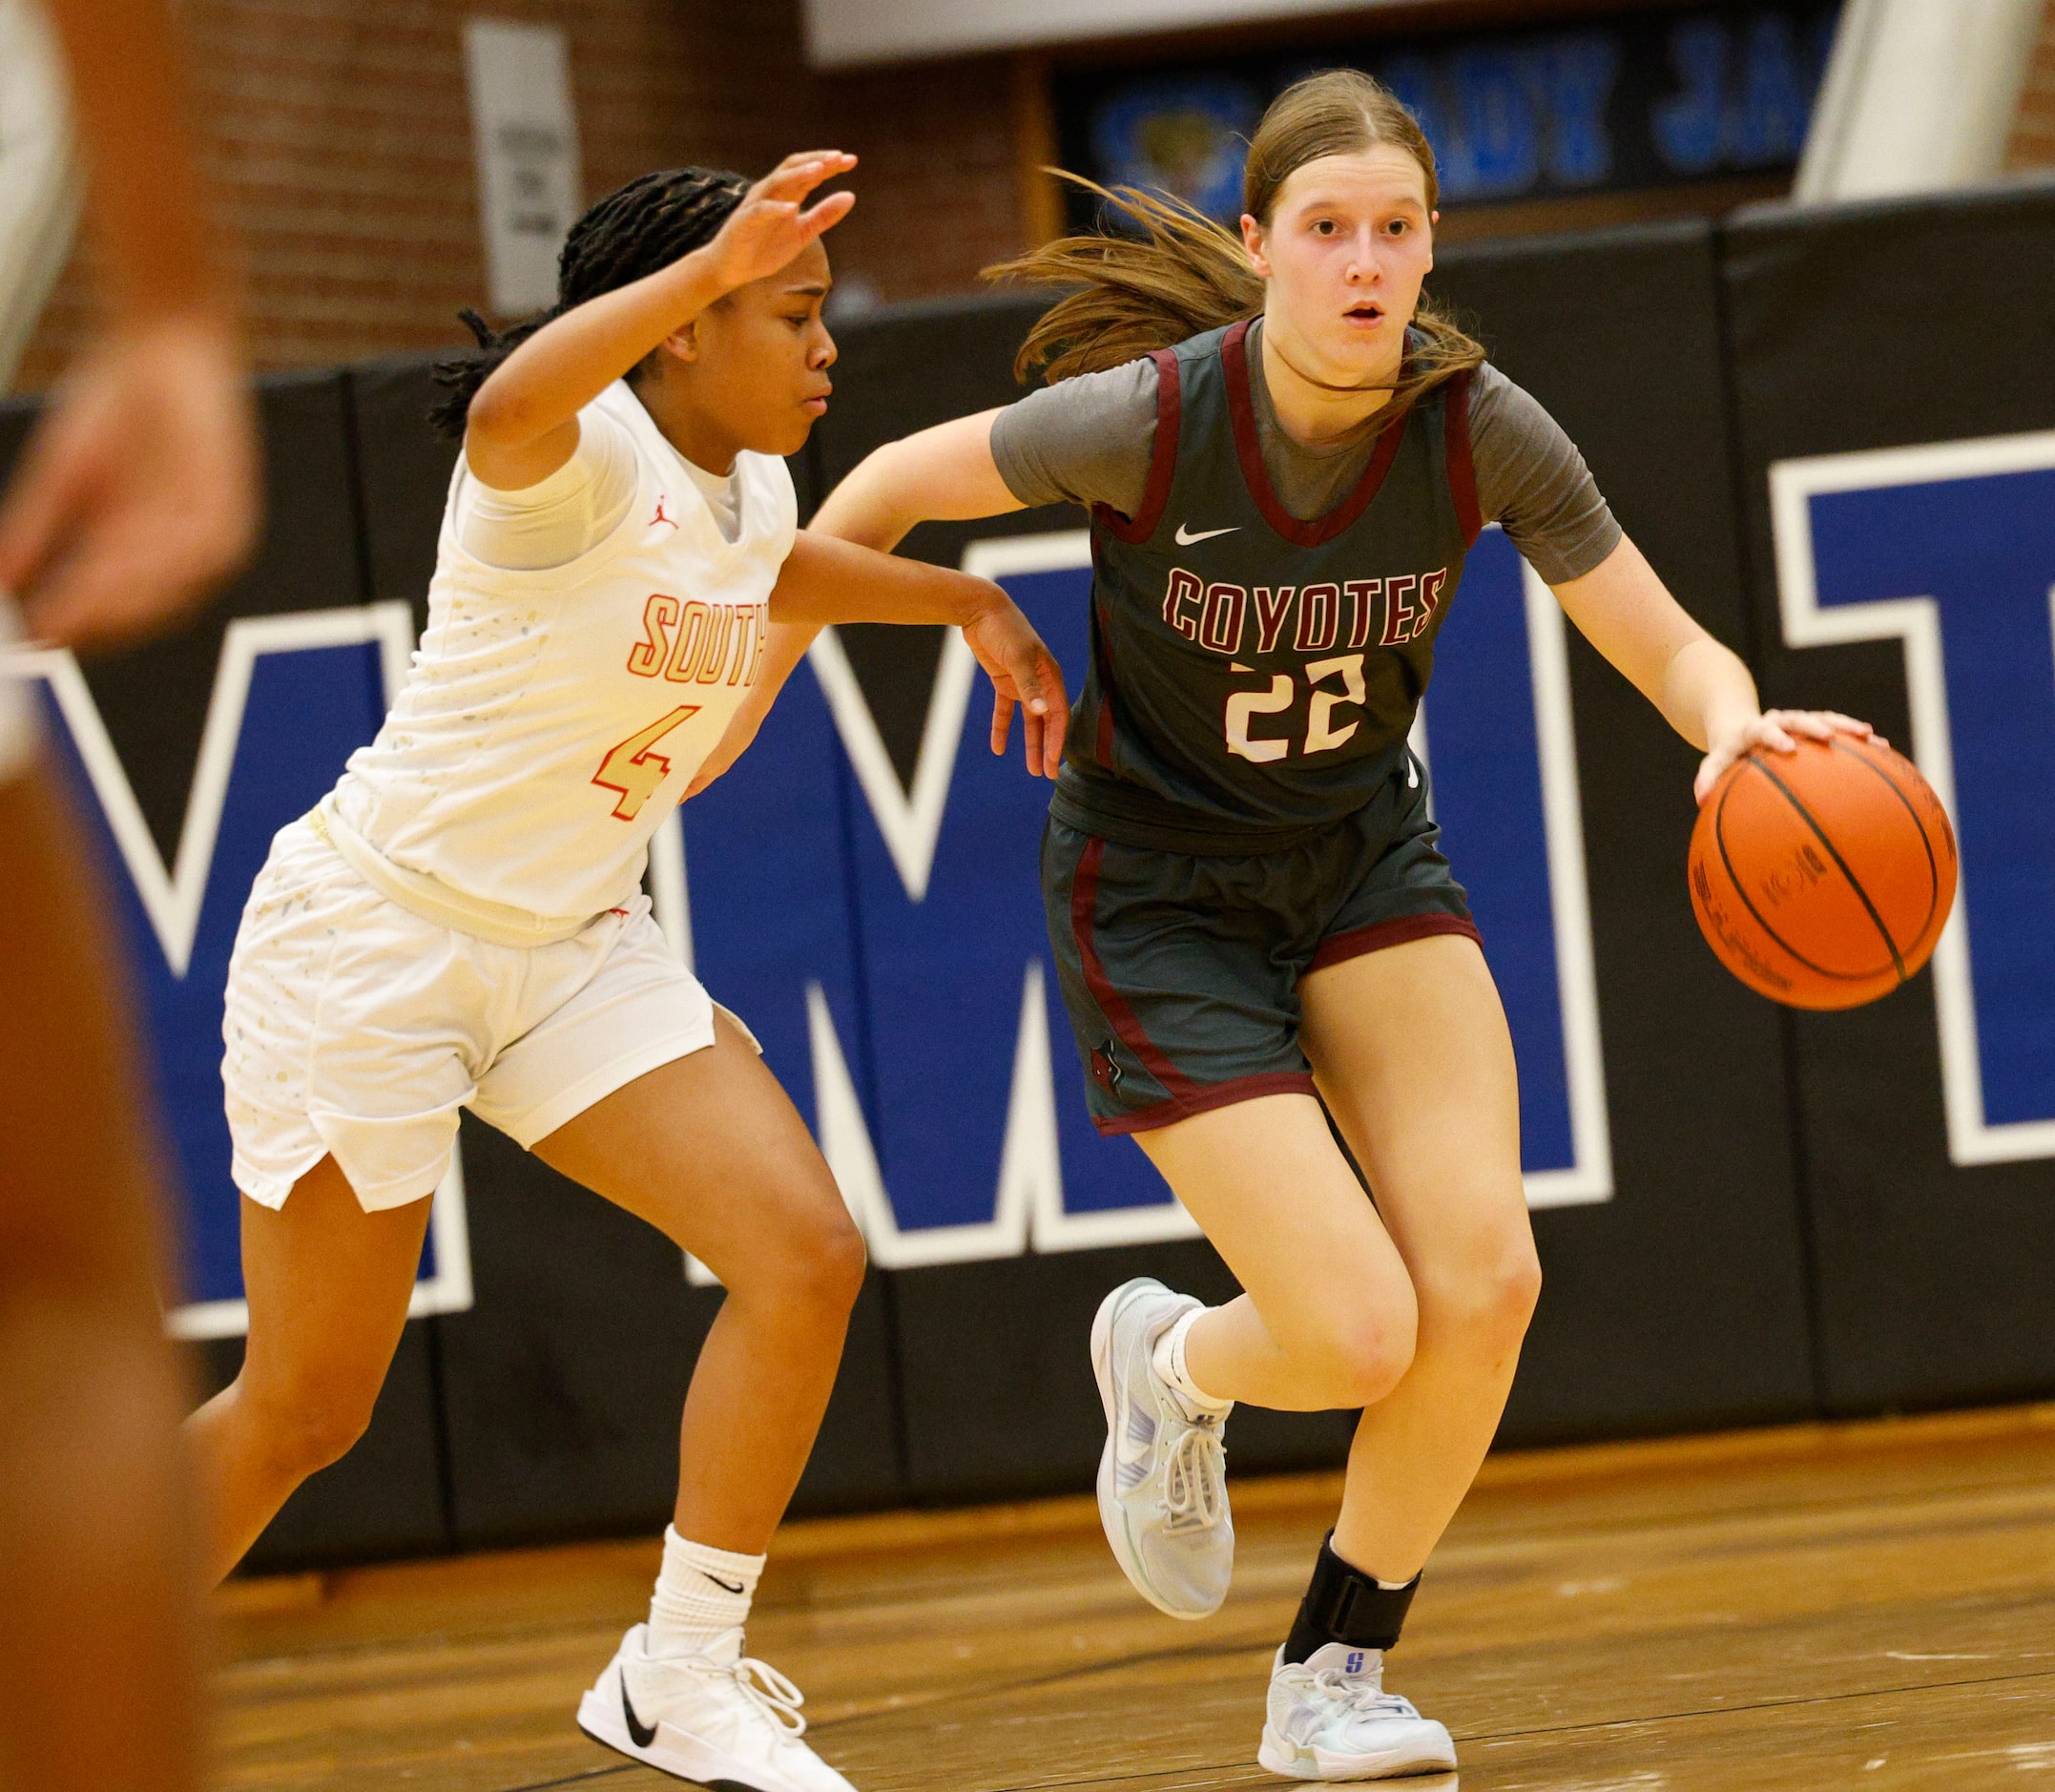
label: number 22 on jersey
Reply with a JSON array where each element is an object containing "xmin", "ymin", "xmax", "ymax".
[{"xmin": 1226, "ymin": 653, "xmax": 1368, "ymax": 761}]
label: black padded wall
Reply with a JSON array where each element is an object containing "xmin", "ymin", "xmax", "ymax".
[
  {"xmin": 1720, "ymin": 181, "xmax": 2055, "ymax": 1415},
  {"xmin": 1430, "ymin": 220, "xmax": 1816, "ymax": 1442},
  {"xmin": 11, "ymin": 186, "xmax": 2050, "ymax": 1573}
]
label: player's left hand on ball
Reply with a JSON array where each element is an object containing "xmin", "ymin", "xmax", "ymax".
[
  {"xmin": 1694, "ymin": 709, "xmax": 1879, "ymax": 804},
  {"xmin": 963, "ymin": 592, "xmax": 1069, "ymax": 779},
  {"xmin": 0, "ymin": 312, "xmax": 259, "ymax": 653}
]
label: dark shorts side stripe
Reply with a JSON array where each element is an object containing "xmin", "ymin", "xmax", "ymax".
[
  {"xmin": 1308, "ymin": 911, "xmax": 1481, "ymax": 973},
  {"xmin": 1069, "ymin": 834, "xmax": 1194, "ymax": 1102}
]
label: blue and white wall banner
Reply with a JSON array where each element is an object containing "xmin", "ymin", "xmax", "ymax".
[
  {"xmin": 2, "ymin": 604, "xmax": 472, "ymax": 1339},
  {"xmin": 0, "ymin": 523, "xmax": 1616, "ymax": 1316},
  {"xmin": 1063, "ymin": 2, "xmax": 1840, "ymax": 226},
  {"xmin": 1088, "ymin": 74, "xmax": 1264, "ymax": 221},
  {"xmin": 1772, "ymin": 429, "xmax": 2055, "ymax": 1168}
]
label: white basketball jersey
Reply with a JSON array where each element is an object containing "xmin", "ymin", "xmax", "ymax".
[{"xmin": 330, "ymin": 382, "xmax": 796, "ymax": 928}]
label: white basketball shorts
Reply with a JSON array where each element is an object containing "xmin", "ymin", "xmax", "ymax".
[{"xmin": 222, "ymin": 816, "xmax": 733, "ymax": 1212}]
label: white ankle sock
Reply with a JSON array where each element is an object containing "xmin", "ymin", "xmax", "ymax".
[
  {"xmin": 647, "ymin": 1527, "xmax": 765, "ymax": 1664},
  {"xmin": 1152, "ymin": 1306, "xmax": 1234, "ymax": 1418}
]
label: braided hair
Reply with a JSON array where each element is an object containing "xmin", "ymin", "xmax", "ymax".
[{"xmin": 429, "ymin": 166, "xmax": 752, "ymax": 439}]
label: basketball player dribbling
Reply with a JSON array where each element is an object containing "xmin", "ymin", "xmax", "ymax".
[
  {"xmin": 780, "ymin": 71, "xmax": 1873, "ymax": 1782},
  {"xmin": 186, "ymin": 153, "xmax": 1067, "ymax": 1792}
]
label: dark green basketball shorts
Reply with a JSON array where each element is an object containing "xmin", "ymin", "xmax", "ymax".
[{"xmin": 1041, "ymin": 758, "xmax": 1479, "ymax": 1136}]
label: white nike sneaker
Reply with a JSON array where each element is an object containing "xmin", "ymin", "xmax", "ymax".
[
  {"xmin": 1257, "ymin": 1643, "xmax": 1456, "ymax": 1781},
  {"xmin": 577, "ymin": 1623, "xmax": 857, "ymax": 1792},
  {"xmin": 1090, "ymin": 1276, "xmax": 1234, "ymax": 1619}
]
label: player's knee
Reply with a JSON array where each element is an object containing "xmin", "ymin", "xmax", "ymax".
[
  {"xmin": 248, "ymin": 1360, "xmax": 384, "ymax": 1475},
  {"xmin": 759, "ymin": 1186, "xmax": 866, "ymax": 1320},
  {"xmin": 803, "ymin": 1202, "xmax": 868, "ymax": 1313},
  {"xmin": 1287, "ymin": 1291, "xmax": 1418, "ymax": 1408},
  {"xmin": 1415, "ymin": 1232, "xmax": 1542, "ymax": 1356}
]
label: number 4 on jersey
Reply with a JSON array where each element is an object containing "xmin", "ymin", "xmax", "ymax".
[{"xmin": 593, "ymin": 704, "xmax": 698, "ymax": 821}]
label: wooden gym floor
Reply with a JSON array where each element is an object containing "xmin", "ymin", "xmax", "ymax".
[{"xmin": 214, "ymin": 1404, "xmax": 2055, "ymax": 1791}]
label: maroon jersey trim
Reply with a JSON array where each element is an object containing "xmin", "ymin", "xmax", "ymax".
[
  {"xmin": 1091, "ymin": 590, "xmax": 1117, "ymax": 767},
  {"xmin": 1308, "ymin": 911, "xmax": 1481, "ymax": 973},
  {"xmin": 1221, "ymin": 318, "xmax": 1410, "ymax": 549},
  {"xmin": 1092, "ymin": 347, "xmax": 1183, "ymax": 545},
  {"xmin": 1443, "ymin": 369, "xmax": 1483, "ymax": 547}
]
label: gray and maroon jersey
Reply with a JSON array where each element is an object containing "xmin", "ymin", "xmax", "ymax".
[{"xmin": 1046, "ymin": 319, "xmax": 1486, "ymax": 852}]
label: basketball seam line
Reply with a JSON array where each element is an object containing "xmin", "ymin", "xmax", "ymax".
[
  {"xmin": 1711, "ymin": 768, "xmax": 1894, "ymax": 984},
  {"xmin": 1713, "ymin": 799, "xmax": 1879, "ymax": 984},
  {"xmin": 1747, "ymin": 755, "xmax": 1907, "ymax": 984},
  {"xmin": 1826, "ymin": 738, "xmax": 1941, "ymax": 952}
]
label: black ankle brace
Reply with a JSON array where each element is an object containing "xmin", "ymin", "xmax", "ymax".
[{"xmin": 1282, "ymin": 1532, "xmax": 1421, "ymax": 1665}]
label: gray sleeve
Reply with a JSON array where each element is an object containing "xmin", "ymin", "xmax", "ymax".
[
  {"xmin": 1469, "ymin": 363, "xmax": 1622, "ymax": 585},
  {"xmin": 988, "ymin": 357, "xmax": 1159, "ymax": 517}
]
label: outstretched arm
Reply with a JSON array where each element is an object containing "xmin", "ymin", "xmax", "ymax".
[
  {"xmin": 691, "ymin": 410, "xmax": 1036, "ymax": 793},
  {"xmin": 766, "ymin": 532, "xmax": 1067, "ymax": 777},
  {"xmin": 808, "ymin": 409, "xmax": 1024, "ymax": 550},
  {"xmin": 464, "ymin": 151, "xmax": 857, "ymax": 490},
  {"xmin": 1551, "ymin": 534, "xmax": 1873, "ymax": 802}
]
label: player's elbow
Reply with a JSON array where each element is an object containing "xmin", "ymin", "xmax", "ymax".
[{"xmin": 463, "ymin": 376, "xmax": 546, "ymax": 454}]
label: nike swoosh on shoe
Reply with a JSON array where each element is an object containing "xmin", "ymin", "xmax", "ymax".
[{"xmin": 621, "ymin": 1679, "xmax": 656, "ymax": 1749}]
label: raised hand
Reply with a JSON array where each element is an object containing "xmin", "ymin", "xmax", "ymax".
[
  {"xmin": 962, "ymin": 592, "xmax": 1069, "ymax": 778},
  {"xmin": 1694, "ymin": 708, "xmax": 1878, "ymax": 804},
  {"xmin": 702, "ymin": 152, "xmax": 858, "ymax": 295}
]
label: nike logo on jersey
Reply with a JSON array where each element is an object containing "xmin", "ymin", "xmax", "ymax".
[
  {"xmin": 1174, "ymin": 522, "xmax": 1240, "ymax": 545},
  {"xmin": 700, "ymin": 1571, "xmax": 745, "ymax": 1594},
  {"xmin": 649, "ymin": 497, "xmax": 678, "ymax": 531},
  {"xmin": 621, "ymin": 1678, "xmax": 657, "ymax": 1748}
]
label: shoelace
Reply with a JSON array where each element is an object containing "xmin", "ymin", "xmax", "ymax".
[
  {"xmin": 1161, "ymin": 1420, "xmax": 1227, "ymax": 1533},
  {"xmin": 682, "ymin": 1630, "xmax": 810, "ymax": 1740},
  {"xmin": 1310, "ymin": 1666, "xmax": 1420, "ymax": 1721}
]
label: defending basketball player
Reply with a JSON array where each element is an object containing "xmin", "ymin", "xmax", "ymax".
[
  {"xmin": 776, "ymin": 72, "xmax": 1871, "ymax": 1781},
  {"xmin": 185, "ymin": 153, "xmax": 1065, "ymax": 1792}
]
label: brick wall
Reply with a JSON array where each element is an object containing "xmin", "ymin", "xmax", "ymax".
[
  {"xmin": 17, "ymin": 0, "xmax": 1040, "ymax": 386},
  {"xmin": 2006, "ymin": 0, "xmax": 2055, "ymax": 169},
  {"xmin": 17, "ymin": 0, "xmax": 822, "ymax": 385},
  {"xmin": 21, "ymin": 0, "xmax": 2054, "ymax": 388},
  {"xmin": 814, "ymin": 55, "xmax": 1028, "ymax": 309}
]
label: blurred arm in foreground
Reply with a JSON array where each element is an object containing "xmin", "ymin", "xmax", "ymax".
[
  {"xmin": 0, "ymin": 0, "xmax": 257, "ymax": 650},
  {"xmin": 0, "ymin": 1, "xmax": 259, "ymax": 1788}
]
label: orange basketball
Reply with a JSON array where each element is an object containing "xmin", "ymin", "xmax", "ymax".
[{"xmin": 1688, "ymin": 735, "xmax": 1958, "ymax": 1010}]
